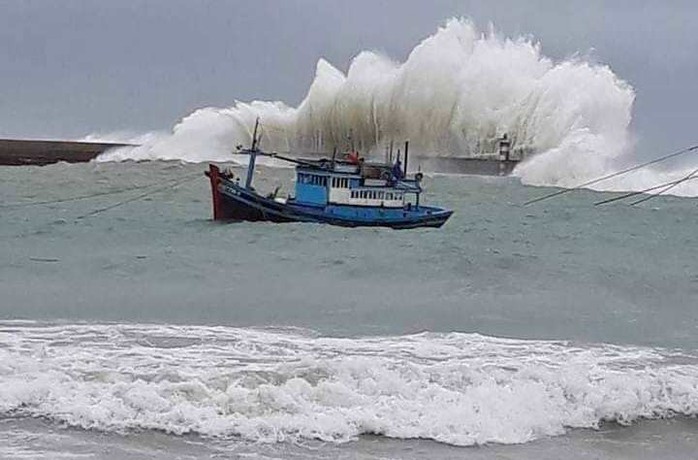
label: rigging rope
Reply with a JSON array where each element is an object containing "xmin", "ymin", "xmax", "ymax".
[
  {"xmin": 524, "ymin": 143, "xmax": 698, "ymax": 206},
  {"xmin": 2, "ymin": 170, "xmax": 202, "ymax": 220},
  {"xmin": 1, "ymin": 182, "xmax": 157, "ymax": 208},
  {"xmin": 629, "ymin": 166, "xmax": 698, "ymax": 206},
  {"xmin": 594, "ymin": 175, "xmax": 698, "ymax": 206},
  {"xmin": 76, "ymin": 172, "xmax": 201, "ymax": 219}
]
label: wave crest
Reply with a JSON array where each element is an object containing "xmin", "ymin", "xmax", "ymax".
[{"xmin": 96, "ymin": 20, "xmax": 638, "ymax": 177}]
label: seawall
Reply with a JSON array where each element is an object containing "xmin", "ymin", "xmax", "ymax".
[{"xmin": 0, "ymin": 139, "xmax": 134, "ymax": 166}]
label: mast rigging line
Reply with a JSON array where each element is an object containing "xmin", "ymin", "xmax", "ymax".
[{"xmin": 524, "ymin": 143, "xmax": 698, "ymax": 206}]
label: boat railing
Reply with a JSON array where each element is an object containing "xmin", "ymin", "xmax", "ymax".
[{"xmin": 393, "ymin": 178, "xmax": 422, "ymax": 193}]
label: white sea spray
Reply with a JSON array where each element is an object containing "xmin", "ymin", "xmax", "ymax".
[{"xmin": 90, "ymin": 19, "xmax": 698, "ymax": 196}]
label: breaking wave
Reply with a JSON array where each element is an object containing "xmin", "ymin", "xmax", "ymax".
[
  {"xmin": 2, "ymin": 322, "xmax": 698, "ymax": 447},
  {"xmin": 94, "ymin": 18, "xmax": 698, "ymax": 195}
]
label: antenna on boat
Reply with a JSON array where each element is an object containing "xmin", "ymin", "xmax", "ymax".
[{"xmin": 331, "ymin": 146, "xmax": 338, "ymax": 168}]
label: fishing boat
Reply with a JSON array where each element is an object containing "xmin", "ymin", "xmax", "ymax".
[{"xmin": 205, "ymin": 124, "xmax": 453, "ymax": 229}]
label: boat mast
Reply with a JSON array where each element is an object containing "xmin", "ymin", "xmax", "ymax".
[
  {"xmin": 404, "ymin": 140, "xmax": 409, "ymax": 177},
  {"xmin": 245, "ymin": 118, "xmax": 260, "ymax": 190}
]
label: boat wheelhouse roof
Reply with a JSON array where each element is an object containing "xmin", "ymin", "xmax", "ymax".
[{"xmin": 295, "ymin": 158, "xmax": 398, "ymax": 181}]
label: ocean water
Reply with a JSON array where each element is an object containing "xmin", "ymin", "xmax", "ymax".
[{"xmin": 1, "ymin": 160, "xmax": 698, "ymax": 459}]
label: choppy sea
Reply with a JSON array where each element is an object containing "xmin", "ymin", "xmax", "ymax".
[{"xmin": 1, "ymin": 161, "xmax": 698, "ymax": 459}]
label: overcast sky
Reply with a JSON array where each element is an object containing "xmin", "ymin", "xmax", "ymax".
[{"xmin": 1, "ymin": 0, "xmax": 696, "ymax": 156}]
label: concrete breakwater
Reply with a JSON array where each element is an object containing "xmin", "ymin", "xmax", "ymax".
[
  {"xmin": 0, "ymin": 139, "xmax": 134, "ymax": 166},
  {"xmin": 0, "ymin": 138, "xmax": 519, "ymax": 175}
]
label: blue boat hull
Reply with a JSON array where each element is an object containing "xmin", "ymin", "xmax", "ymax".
[{"xmin": 207, "ymin": 166, "xmax": 452, "ymax": 229}]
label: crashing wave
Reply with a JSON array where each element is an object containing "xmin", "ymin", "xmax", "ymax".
[
  {"xmin": 93, "ymin": 18, "xmax": 698, "ymax": 195},
  {"xmin": 2, "ymin": 323, "xmax": 698, "ymax": 446}
]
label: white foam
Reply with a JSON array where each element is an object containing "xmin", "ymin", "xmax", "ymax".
[
  {"xmin": 90, "ymin": 18, "xmax": 698, "ymax": 196},
  {"xmin": 1, "ymin": 323, "xmax": 698, "ymax": 446}
]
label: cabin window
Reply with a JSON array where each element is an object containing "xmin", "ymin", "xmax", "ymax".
[
  {"xmin": 333, "ymin": 177, "xmax": 349, "ymax": 188},
  {"xmin": 308, "ymin": 175, "xmax": 326, "ymax": 186}
]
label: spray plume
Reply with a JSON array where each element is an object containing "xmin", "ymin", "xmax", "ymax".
[{"xmin": 95, "ymin": 19, "xmax": 698, "ymax": 196}]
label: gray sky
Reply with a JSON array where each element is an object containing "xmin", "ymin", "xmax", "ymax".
[{"xmin": 1, "ymin": 0, "xmax": 696, "ymax": 156}]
